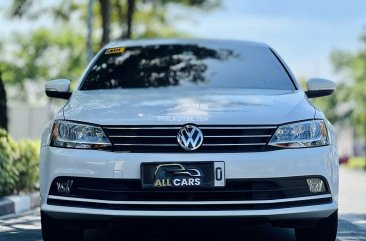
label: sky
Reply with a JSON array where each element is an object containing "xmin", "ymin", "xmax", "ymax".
[
  {"xmin": 177, "ymin": 0, "xmax": 366, "ymax": 82},
  {"xmin": 1, "ymin": 0, "xmax": 366, "ymax": 82}
]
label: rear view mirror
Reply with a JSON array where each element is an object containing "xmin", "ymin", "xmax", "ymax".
[
  {"xmin": 305, "ymin": 78, "xmax": 336, "ymax": 98},
  {"xmin": 45, "ymin": 79, "xmax": 72, "ymax": 99}
]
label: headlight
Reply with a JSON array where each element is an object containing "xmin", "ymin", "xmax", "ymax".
[
  {"xmin": 269, "ymin": 120, "xmax": 328, "ymax": 148},
  {"xmin": 50, "ymin": 120, "xmax": 111, "ymax": 149}
]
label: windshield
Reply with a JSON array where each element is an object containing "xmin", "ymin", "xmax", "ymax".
[{"xmin": 79, "ymin": 44, "xmax": 295, "ymax": 91}]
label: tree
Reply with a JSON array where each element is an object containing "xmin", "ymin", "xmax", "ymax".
[
  {"xmin": 0, "ymin": 41, "xmax": 9, "ymax": 130},
  {"xmin": 312, "ymin": 83, "xmax": 352, "ymax": 124},
  {"xmin": 9, "ymin": 0, "xmax": 222, "ymax": 44},
  {"xmin": 329, "ymin": 29, "xmax": 366, "ymax": 168},
  {"xmin": 99, "ymin": 0, "xmax": 111, "ymax": 47},
  {"xmin": 0, "ymin": 27, "xmax": 86, "ymax": 101},
  {"xmin": 0, "ymin": 0, "xmax": 222, "ymax": 126},
  {"xmin": 0, "ymin": 70, "xmax": 7, "ymax": 130},
  {"xmin": 122, "ymin": 0, "xmax": 221, "ymax": 39},
  {"xmin": 124, "ymin": 0, "xmax": 135, "ymax": 39},
  {"xmin": 330, "ymin": 30, "xmax": 366, "ymax": 140},
  {"xmin": 298, "ymin": 76, "xmax": 351, "ymax": 126}
]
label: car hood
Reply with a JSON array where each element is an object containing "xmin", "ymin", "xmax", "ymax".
[{"xmin": 62, "ymin": 88, "xmax": 315, "ymax": 125}]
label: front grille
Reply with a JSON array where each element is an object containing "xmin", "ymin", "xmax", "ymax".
[
  {"xmin": 102, "ymin": 125, "xmax": 277, "ymax": 153},
  {"xmin": 48, "ymin": 176, "xmax": 329, "ymax": 202}
]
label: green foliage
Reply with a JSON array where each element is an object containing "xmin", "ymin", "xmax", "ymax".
[
  {"xmin": 1, "ymin": 27, "xmax": 86, "ymax": 88},
  {"xmin": 346, "ymin": 156, "xmax": 366, "ymax": 169},
  {"xmin": 9, "ymin": 0, "xmax": 32, "ymax": 18},
  {"xmin": 117, "ymin": 0, "xmax": 221, "ymax": 38},
  {"xmin": 15, "ymin": 139, "xmax": 40, "ymax": 193},
  {"xmin": 0, "ymin": 129, "xmax": 18, "ymax": 196},
  {"xmin": 329, "ymin": 30, "xmax": 366, "ymax": 139},
  {"xmin": 312, "ymin": 83, "xmax": 352, "ymax": 124},
  {"xmin": 133, "ymin": 3, "xmax": 192, "ymax": 38},
  {"xmin": 1, "ymin": 0, "xmax": 223, "ymax": 93},
  {"xmin": 298, "ymin": 76, "xmax": 351, "ymax": 125},
  {"xmin": 297, "ymin": 76, "xmax": 307, "ymax": 90},
  {"xmin": 89, "ymin": 0, "xmax": 219, "ymax": 39},
  {"xmin": 9, "ymin": 0, "xmax": 222, "ymax": 44},
  {"xmin": 0, "ymin": 129, "xmax": 40, "ymax": 197}
]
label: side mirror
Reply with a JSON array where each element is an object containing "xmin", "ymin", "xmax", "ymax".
[
  {"xmin": 305, "ymin": 78, "xmax": 336, "ymax": 98},
  {"xmin": 45, "ymin": 79, "xmax": 72, "ymax": 99}
]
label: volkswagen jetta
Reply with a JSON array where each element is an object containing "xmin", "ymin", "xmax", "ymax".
[{"xmin": 40, "ymin": 39, "xmax": 338, "ymax": 241}]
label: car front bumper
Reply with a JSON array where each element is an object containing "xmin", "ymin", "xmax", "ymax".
[{"xmin": 40, "ymin": 145, "xmax": 339, "ymax": 220}]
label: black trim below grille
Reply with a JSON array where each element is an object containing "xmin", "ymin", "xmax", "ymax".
[
  {"xmin": 49, "ymin": 176, "xmax": 330, "ymax": 202},
  {"xmin": 102, "ymin": 125, "xmax": 277, "ymax": 153},
  {"xmin": 47, "ymin": 198, "xmax": 332, "ymax": 211}
]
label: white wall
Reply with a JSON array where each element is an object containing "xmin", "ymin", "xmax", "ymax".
[
  {"xmin": 335, "ymin": 123, "xmax": 354, "ymax": 157},
  {"xmin": 8, "ymin": 104, "xmax": 58, "ymax": 140}
]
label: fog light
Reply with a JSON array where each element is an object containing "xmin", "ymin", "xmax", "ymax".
[
  {"xmin": 307, "ymin": 178, "xmax": 326, "ymax": 193},
  {"xmin": 56, "ymin": 180, "xmax": 74, "ymax": 194}
]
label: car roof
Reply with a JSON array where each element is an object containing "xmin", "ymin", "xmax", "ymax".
[{"xmin": 104, "ymin": 38, "xmax": 269, "ymax": 49}]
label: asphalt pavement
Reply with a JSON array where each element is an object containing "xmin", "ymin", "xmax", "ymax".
[{"xmin": 0, "ymin": 167, "xmax": 365, "ymax": 241}]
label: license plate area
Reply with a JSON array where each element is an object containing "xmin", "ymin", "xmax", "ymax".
[{"xmin": 141, "ymin": 162, "xmax": 225, "ymax": 189}]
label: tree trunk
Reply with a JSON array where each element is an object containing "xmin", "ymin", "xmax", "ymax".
[
  {"xmin": 0, "ymin": 71, "xmax": 7, "ymax": 131},
  {"xmin": 364, "ymin": 112, "xmax": 366, "ymax": 170},
  {"xmin": 123, "ymin": 0, "xmax": 135, "ymax": 39},
  {"xmin": 99, "ymin": 0, "xmax": 111, "ymax": 47},
  {"xmin": 115, "ymin": 0, "xmax": 125, "ymax": 39}
]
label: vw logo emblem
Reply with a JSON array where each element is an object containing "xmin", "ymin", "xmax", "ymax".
[{"xmin": 177, "ymin": 125, "xmax": 204, "ymax": 151}]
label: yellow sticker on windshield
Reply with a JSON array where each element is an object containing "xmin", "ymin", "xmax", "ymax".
[{"xmin": 105, "ymin": 47, "xmax": 125, "ymax": 55}]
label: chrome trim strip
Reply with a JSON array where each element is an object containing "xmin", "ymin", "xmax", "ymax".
[
  {"xmin": 113, "ymin": 143, "xmax": 266, "ymax": 146},
  {"xmin": 205, "ymin": 135, "xmax": 272, "ymax": 138},
  {"xmin": 47, "ymin": 194, "xmax": 332, "ymax": 205},
  {"xmin": 203, "ymin": 143, "xmax": 267, "ymax": 146},
  {"xmin": 104, "ymin": 127, "xmax": 181, "ymax": 130},
  {"xmin": 109, "ymin": 135, "xmax": 271, "ymax": 138},
  {"xmin": 104, "ymin": 126, "xmax": 277, "ymax": 130},
  {"xmin": 200, "ymin": 126, "xmax": 277, "ymax": 129},
  {"xmin": 43, "ymin": 202, "xmax": 337, "ymax": 218},
  {"xmin": 109, "ymin": 136, "xmax": 176, "ymax": 138},
  {"xmin": 114, "ymin": 144, "xmax": 179, "ymax": 146}
]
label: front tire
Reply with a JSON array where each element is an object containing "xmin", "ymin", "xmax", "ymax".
[
  {"xmin": 295, "ymin": 210, "xmax": 338, "ymax": 241},
  {"xmin": 41, "ymin": 211, "xmax": 84, "ymax": 241}
]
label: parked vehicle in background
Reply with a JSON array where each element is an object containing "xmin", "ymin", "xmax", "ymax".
[
  {"xmin": 339, "ymin": 156, "xmax": 349, "ymax": 165},
  {"xmin": 40, "ymin": 39, "xmax": 338, "ymax": 241}
]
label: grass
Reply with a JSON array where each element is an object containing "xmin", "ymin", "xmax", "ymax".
[{"xmin": 346, "ymin": 156, "xmax": 366, "ymax": 169}]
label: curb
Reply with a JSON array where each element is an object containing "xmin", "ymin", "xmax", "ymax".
[{"xmin": 0, "ymin": 192, "xmax": 40, "ymax": 217}]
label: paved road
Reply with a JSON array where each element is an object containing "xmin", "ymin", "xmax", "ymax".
[{"xmin": 1, "ymin": 167, "xmax": 366, "ymax": 241}]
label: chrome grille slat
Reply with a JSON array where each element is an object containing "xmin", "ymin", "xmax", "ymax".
[
  {"xmin": 200, "ymin": 126, "xmax": 277, "ymax": 129},
  {"xmin": 114, "ymin": 144, "xmax": 179, "ymax": 146},
  {"xmin": 109, "ymin": 136, "xmax": 177, "ymax": 138},
  {"xmin": 104, "ymin": 127, "xmax": 181, "ymax": 130},
  {"xmin": 109, "ymin": 135, "xmax": 271, "ymax": 138},
  {"xmin": 203, "ymin": 143, "xmax": 267, "ymax": 146},
  {"xmin": 104, "ymin": 126, "xmax": 276, "ymax": 130},
  {"xmin": 102, "ymin": 125, "xmax": 276, "ymax": 153},
  {"xmin": 205, "ymin": 135, "xmax": 271, "ymax": 138}
]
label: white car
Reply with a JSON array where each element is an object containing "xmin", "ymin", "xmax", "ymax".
[{"xmin": 40, "ymin": 39, "xmax": 338, "ymax": 241}]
